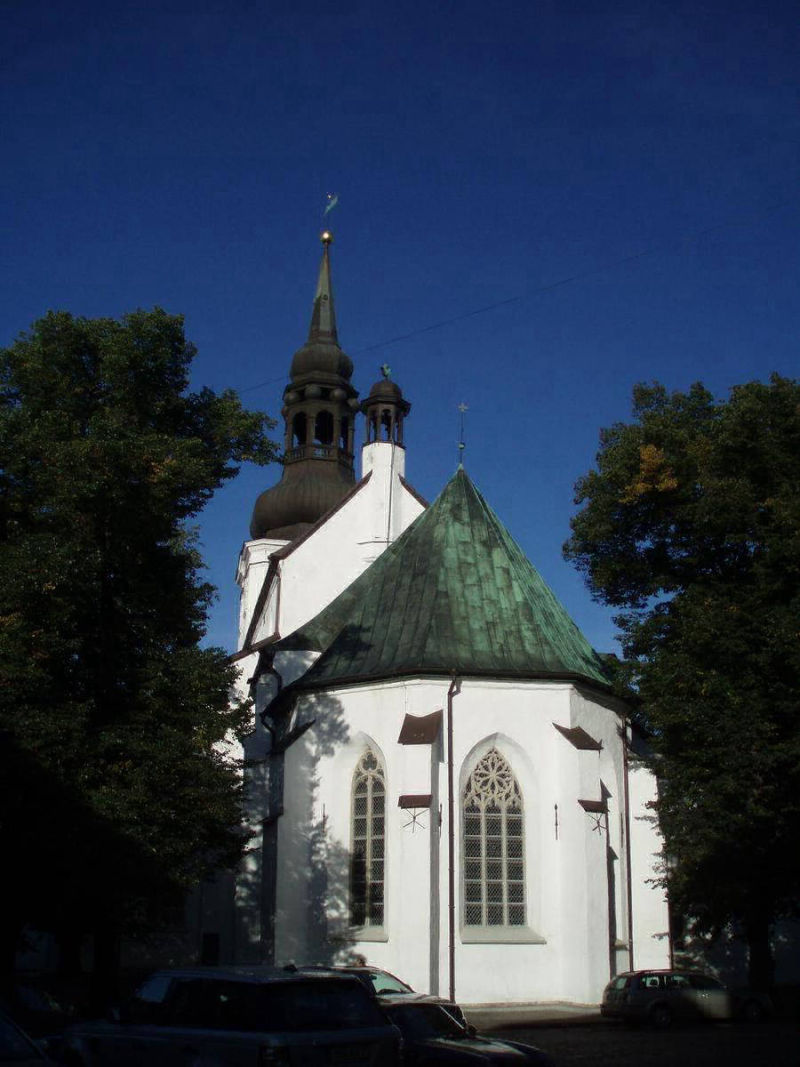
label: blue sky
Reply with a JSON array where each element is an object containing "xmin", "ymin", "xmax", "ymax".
[{"xmin": 3, "ymin": 0, "xmax": 798, "ymax": 654}]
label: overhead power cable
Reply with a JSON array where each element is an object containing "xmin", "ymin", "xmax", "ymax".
[{"xmin": 237, "ymin": 194, "xmax": 796, "ymax": 396}]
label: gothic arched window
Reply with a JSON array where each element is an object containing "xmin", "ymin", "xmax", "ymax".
[
  {"xmin": 350, "ymin": 748, "xmax": 385, "ymax": 928},
  {"xmin": 463, "ymin": 748, "xmax": 525, "ymax": 927}
]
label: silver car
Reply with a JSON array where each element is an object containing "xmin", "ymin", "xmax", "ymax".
[
  {"xmin": 61, "ymin": 967, "xmax": 401, "ymax": 1066},
  {"xmin": 601, "ymin": 969, "xmax": 771, "ymax": 1027}
]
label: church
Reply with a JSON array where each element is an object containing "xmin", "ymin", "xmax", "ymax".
[{"xmin": 224, "ymin": 231, "xmax": 670, "ymax": 1005}]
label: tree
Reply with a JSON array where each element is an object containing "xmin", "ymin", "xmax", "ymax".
[
  {"xmin": 564, "ymin": 375, "xmax": 800, "ymax": 988},
  {"xmin": 0, "ymin": 309, "xmax": 278, "ymax": 979}
]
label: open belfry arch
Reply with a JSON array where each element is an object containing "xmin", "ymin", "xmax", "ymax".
[{"xmin": 218, "ymin": 231, "xmax": 670, "ymax": 1005}]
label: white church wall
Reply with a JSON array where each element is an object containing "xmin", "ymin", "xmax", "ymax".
[
  {"xmin": 265, "ymin": 673, "xmax": 670, "ymax": 1004},
  {"xmin": 274, "ymin": 677, "xmax": 620, "ymax": 1004},
  {"xmin": 237, "ymin": 448, "xmax": 425, "ymax": 658},
  {"xmin": 275, "ymin": 489, "xmax": 374, "ymax": 639},
  {"xmin": 360, "ymin": 441, "xmax": 425, "ymax": 555},
  {"xmin": 273, "ymin": 649, "xmax": 319, "ymax": 689},
  {"xmin": 568, "ymin": 688, "xmax": 630, "ymax": 969},
  {"xmin": 273, "ymin": 726, "xmax": 326, "ymax": 965},
  {"xmin": 552, "ymin": 769, "xmax": 611, "ymax": 1003},
  {"xmin": 269, "ymin": 680, "xmax": 440, "ymax": 989},
  {"xmin": 231, "ymin": 651, "xmax": 258, "ymax": 707},
  {"xmin": 263, "ymin": 471, "xmax": 423, "ymax": 643},
  {"xmin": 236, "ymin": 538, "xmax": 286, "ymax": 646},
  {"xmin": 452, "ymin": 712, "xmax": 552, "ymax": 1004},
  {"xmin": 627, "ymin": 758, "xmax": 671, "ymax": 969},
  {"xmin": 549, "ymin": 695, "xmax": 613, "ymax": 1004},
  {"xmin": 246, "ymin": 576, "xmax": 279, "ymax": 649},
  {"xmin": 570, "ymin": 689, "xmax": 671, "ymax": 975}
]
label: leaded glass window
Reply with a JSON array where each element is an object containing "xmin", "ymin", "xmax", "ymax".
[
  {"xmin": 350, "ymin": 748, "xmax": 385, "ymax": 927},
  {"xmin": 463, "ymin": 748, "xmax": 525, "ymax": 927}
]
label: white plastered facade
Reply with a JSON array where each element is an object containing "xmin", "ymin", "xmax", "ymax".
[
  {"xmin": 230, "ymin": 441, "xmax": 671, "ymax": 1004},
  {"xmin": 232, "ymin": 441, "xmax": 423, "ymax": 707}
]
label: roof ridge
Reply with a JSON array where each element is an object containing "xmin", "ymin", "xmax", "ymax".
[{"xmin": 275, "ymin": 467, "xmax": 610, "ymax": 689}]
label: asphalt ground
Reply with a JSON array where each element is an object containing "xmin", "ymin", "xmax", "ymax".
[
  {"xmin": 465, "ymin": 1004, "xmax": 602, "ymax": 1030},
  {"xmin": 463, "ymin": 1012, "xmax": 800, "ymax": 1067}
]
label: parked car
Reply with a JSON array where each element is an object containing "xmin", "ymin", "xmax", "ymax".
[
  {"xmin": 601, "ymin": 969, "xmax": 773, "ymax": 1027},
  {"xmin": 60, "ymin": 967, "xmax": 401, "ymax": 1066},
  {"xmin": 0, "ymin": 1009, "xmax": 57, "ymax": 1065},
  {"xmin": 380, "ymin": 997, "xmax": 554, "ymax": 1065},
  {"xmin": 295, "ymin": 964, "xmax": 468, "ymax": 1027}
]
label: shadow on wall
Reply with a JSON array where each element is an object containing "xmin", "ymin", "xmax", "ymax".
[
  {"xmin": 300, "ymin": 688, "xmax": 352, "ymax": 964},
  {"xmin": 236, "ymin": 687, "xmax": 361, "ymax": 967}
]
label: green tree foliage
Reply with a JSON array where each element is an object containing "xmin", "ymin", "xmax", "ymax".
[
  {"xmin": 0, "ymin": 309, "xmax": 278, "ymax": 972},
  {"xmin": 564, "ymin": 375, "xmax": 800, "ymax": 987}
]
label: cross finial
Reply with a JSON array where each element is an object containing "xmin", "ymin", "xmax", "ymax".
[
  {"xmin": 381, "ymin": 363, "xmax": 392, "ymax": 379},
  {"xmin": 457, "ymin": 402, "xmax": 468, "ymax": 468}
]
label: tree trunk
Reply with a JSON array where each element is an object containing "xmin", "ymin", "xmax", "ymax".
[{"xmin": 744, "ymin": 909, "xmax": 774, "ymax": 990}]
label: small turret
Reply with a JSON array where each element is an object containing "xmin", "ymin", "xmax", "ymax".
[{"xmin": 362, "ymin": 364, "xmax": 411, "ymax": 447}]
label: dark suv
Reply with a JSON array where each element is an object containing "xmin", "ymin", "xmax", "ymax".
[
  {"xmin": 601, "ymin": 969, "xmax": 771, "ymax": 1027},
  {"xmin": 296, "ymin": 965, "xmax": 467, "ymax": 1026},
  {"xmin": 61, "ymin": 967, "xmax": 401, "ymax": 1065}
]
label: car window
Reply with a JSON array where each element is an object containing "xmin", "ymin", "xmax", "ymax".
[
  {"xmin": 386, "ymin": 1004, "xmax": 465, "ymax": 1040},
  {"xmin": 169, "ymin": 981, "xmax": 215, "ymax": 1028},
  {"xmin": 256, "ymin": 981, "xmax": 385, "ymax": 1032},
  {"xmin": 369, "ymin": 972, "xmax": 412, "ymax": 995},
  {"xmin": 610, "ymin": 976, "xmax": 630, "ymax": 991},
  {"xmin": 665, "ymin": 974, "xmax": 690, "ymax": 989},
  {"xmin": 166, "ymin": 979, "xmax": 385, "ymax": 1033},
  {"xmin": 129, "ymin": 975, "xmax": 174, "ymax": 1024},
  {"xmin": 640, "ymin": 974, "xmax": 663, "ymax": 989}
]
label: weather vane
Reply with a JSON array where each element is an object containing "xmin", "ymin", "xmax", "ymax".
[
  {"xmin": 381, "ymin": 363, "xmax": 392, "ymax": 379},
  {"xmin": 458, "ymin": 402, "xmax": 468, "ymax": 466},
  {"xmin": 323, "ymin": 192, "xmax": 339, "ymax": 218}
]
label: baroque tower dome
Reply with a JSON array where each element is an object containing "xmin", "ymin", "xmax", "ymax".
[{"xmin": 249, "ymin": 232, "xmax": 360, "ymax": 540}]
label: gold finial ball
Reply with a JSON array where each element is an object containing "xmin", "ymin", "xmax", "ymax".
[{"xmin": 321, "ymin": 230, "xmax": 333, "ymax": 245}]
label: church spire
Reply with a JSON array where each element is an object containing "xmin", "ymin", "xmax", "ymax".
[
  {"xmin": 307, "ymin": 231, "xmax": 338, "ymax": 345},
  {"xmin": 249, "ymin": 231, "xmax": 360, "ymax": 541}
]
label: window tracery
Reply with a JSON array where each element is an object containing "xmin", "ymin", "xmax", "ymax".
[
  {"xmin": 463, "ymin": 748, "xmax": 525, "ymax": 927},
  {"xmin": 350, "ymin": 748, "xmax": 385, "ymax": 928}
]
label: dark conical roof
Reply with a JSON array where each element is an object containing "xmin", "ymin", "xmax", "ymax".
[
  {"xmin": 250, "ymin": 232, "xmax": 358, "ymax": 541},
  {"xmin": 275, "ymin": 468, "xmax": 610, "ymax": 689},
  {"xmin": 249, "ymin": 463, "xmax": 358, "ymax": 541},
  {"xmin": 289, "ymin": 233, "xmax": 353, "ymax": 381}
]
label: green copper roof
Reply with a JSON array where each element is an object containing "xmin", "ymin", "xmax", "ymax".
[{"xmin": 275, "ymin": 467, "xmax": 610, "ymax": 689}]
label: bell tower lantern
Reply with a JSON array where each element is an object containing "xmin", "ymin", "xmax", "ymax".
[
  {"xmin": 362, "ymin": 364, "xmax": 411, "ymax": 446},
  {"xmin": 249, "ymin": 232, "xmax": 361, "ymax": 541}
]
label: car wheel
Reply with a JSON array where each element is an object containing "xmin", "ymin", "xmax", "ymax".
[
  {"xmin": 742, "ymin": 999, "xmax": 765, "ymax": 1023},
  {"xmin": 649, "ymin": 1003, "xmax": 672, "ymax": 1029}
]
